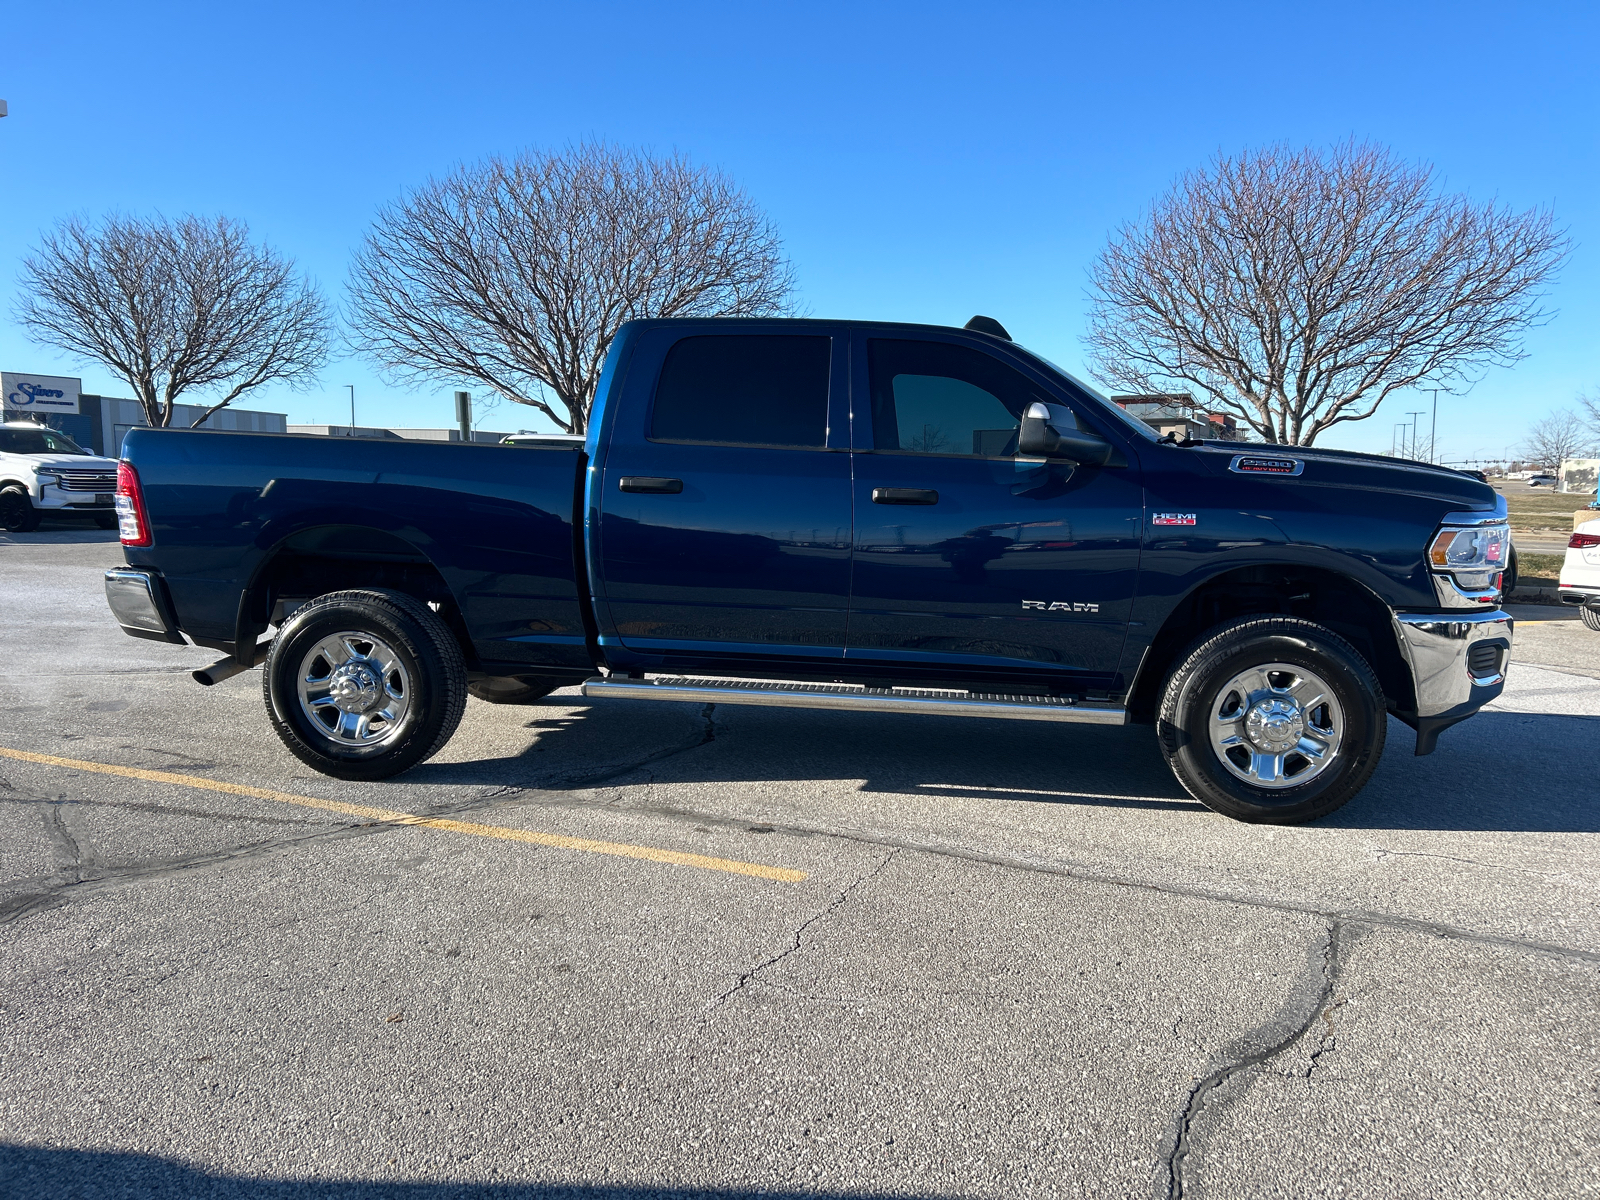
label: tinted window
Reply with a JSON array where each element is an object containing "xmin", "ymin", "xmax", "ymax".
[
  {"xmin": 0, "ymin": 427, "xmax": 89, "ymax": 455},
  {"xmin": 867, "ymin": 340, "xmax": 1055, "ymax": 456},
  {"xmin": 650, "ymin": 335, "xmax": 830, "ymax": 448}
]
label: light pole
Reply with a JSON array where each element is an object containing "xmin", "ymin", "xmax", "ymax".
[
  {"xmin": 346, "ymin": 385, "xmax": 355, "ymax": 434},
  {"xmin": 1406, "ymin": 411, "xmax": 1425, "ymax": 460},
  {"xmin": 1424, "ymin": 388, "xmax": 1441, "ymax": 464},
  {"xmin": 1393, "ymin": 424, "xmax": 1406, "ymax": 457}
]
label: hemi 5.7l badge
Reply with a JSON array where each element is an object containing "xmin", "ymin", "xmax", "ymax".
[
  {"xmin": 1023, "ymin": 600, "xmax": 1100, "ymax": 613},
  {"xmin": 1151, "ymin": 513, "xmax": 1197, "ymax": 526}
]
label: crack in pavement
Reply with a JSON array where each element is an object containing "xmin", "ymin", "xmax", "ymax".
[
  {"xmin": 711, "ymin": 849, "xmax": 900, "ymax": 1010},
  {"xmin": 44, "ymin": 802, "xmax": 86, "ymax": 882},
  {"xmin": 1159, "ymin": 921, "xmax": 1348, "ymax": 1200}
]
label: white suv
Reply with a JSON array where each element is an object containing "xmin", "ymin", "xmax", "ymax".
[
  {"xmin": 1560, "ymin": 515, "xmax": 1600, "ymax": 631},
  {"xmin": 0, "ymin": 422, "xmax": 121, "ymax": 533}
]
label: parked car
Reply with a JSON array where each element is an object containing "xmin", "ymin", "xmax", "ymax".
[
  {"xmin": 1527, "ymin": 475, "xmax": 1558, "ymax": 488},
  {"xmin": 1559, "ymin": 519, "xmax": 1600, "ymax": 631},
  {"xmin": 103, "ymin": 316, "xmax": 1514, "ymax": 825},
  {"xmin": 0, "ymin": 422, "xmax": 120, "ymax": 532}
]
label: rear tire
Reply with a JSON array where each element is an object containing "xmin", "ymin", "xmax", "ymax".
[
  {"xmin": 263, "ymin": 589, "xmax": 467, "ymax": 781},
  {"xmin": 0, "ymin": 486, "xmax": 41, "ymax": 532},
  {"xmin": 1157, "ymin": 616, "xmax": 1387, "ymax": 824},
  {"xmin": 467, "ymin": 676, "xmax": 561, "ymax": 705},
  {"xmin": 1582, "ymin": 606, "xmax": 1600, "ymax": 632}
]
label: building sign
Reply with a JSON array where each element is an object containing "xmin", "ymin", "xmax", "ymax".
[{"xmin": 3, "ymin": 372, "xmax": 82, "ymax": 415}]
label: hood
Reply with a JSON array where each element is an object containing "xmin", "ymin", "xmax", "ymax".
[
  {"xmin": 26, "ymin": 454, "xmax": 120, "ymax": 472},
  {"xmin": 1195, "ymin": 442, "xmax": 1498, "ymax": 512}
]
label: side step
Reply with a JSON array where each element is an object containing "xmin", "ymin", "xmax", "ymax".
[{"xmin": 581, "ymin": 675, "xmax": 1127, "ymax": 725}]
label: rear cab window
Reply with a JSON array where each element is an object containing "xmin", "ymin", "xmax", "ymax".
[{"xmin": 649, "ymin": 335, "xmax": 831, "ymax": 449}]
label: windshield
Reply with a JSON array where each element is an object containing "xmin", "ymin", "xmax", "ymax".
[
  {"xmin": 1017, "ymin": 348, "xmax": 1162, "ymax": 442},
  {"xmin": 0, "ymin": 427, "xmax": 90, "ymax": 455}
]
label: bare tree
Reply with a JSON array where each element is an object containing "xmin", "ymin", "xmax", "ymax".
[
  {"xmin": 1086, "ymin": 142, "xmax": 1568, "ymax": 445},
  {"xmin": 1581, "ymin": 389, "xmax": 1600, "ymax": 440},
  {"xmin": 346, "ymin": 144, "xmax": 795, "ymax": 435},
  {"xmin": 16, "ymin": 214, "xmax": 331, "ymax": 428},
  {"xmin": 1520, "ymin": 409, "xmax": 1595, "ymax": 468}
]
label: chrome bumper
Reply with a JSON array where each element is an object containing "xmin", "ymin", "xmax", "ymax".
[
  {"xmin": 1391, "ymin": 609, "xmax": 1511, "ymax": 754},
  {"xmin": 104, "ymin": 567, "xmax": 184, "ymax": 645}
]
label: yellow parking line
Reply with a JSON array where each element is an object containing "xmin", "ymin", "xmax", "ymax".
[{"xmin": 0, "ymin": 747, "xmax": 807, "ymax": 884}]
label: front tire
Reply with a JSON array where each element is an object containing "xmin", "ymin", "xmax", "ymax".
[
  {"xmin": 1158, "ymin": 617, "xmax": 1387, "ymax": 824},
  {"xmin": 0, "ymin": 486, "xmax": 41, "ymax": 533},
  {"xmin": 264, "ymin": 589, "xmax": 467, "ymax": 780}
]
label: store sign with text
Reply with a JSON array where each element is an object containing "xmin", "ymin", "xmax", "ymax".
[{"xmin": 3, "ymin": 372, "xmax": 82, "ymax": 415}]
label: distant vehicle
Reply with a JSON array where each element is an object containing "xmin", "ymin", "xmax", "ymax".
[
  {"xmin": 0, "ymin": 422, "xmax": 120, "ymax": 532},
  {"xmin": 1559, "ymin": 519, "xmax": 1600, "ymax": 632},
  {"xmin": 1527, "ymin": 475, "xmax": 1558, "ymax": 488},
  {"xmin": 103, "ymin": 315, "xmax": 1514, "ymax": 825}
]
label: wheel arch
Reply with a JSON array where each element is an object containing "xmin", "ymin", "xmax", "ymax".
[
  {"xmin": 1126, "ymin": 563, "xmax": 1414, "ymax": 724},
  {"xmin": 234, "ymin": 523, "xmax": 476, "ymax": 668}
]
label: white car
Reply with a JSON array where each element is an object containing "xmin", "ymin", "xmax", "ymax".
[
  {"xmin": 0, "ymin": 422, "xmax": 121, "ymax": 533},
  {"xmin": 1560, "ymin": 516, "xmax": 1600, "ymax": 631}
]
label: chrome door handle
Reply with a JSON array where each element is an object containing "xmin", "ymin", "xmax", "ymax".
[{"xmin": 619, "ymin": 477, "xmax": 683, "ymax": 494}]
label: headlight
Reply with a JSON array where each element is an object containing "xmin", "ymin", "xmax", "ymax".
[
  {"xmin": 35, "ymin": 472, "xmax": 61, "ymax": 489},
  {"xmin": 1428, "ymin": 522, "xmax": 1511, "ymax": 591}
]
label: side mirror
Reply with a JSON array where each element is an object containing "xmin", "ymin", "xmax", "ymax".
[{"xmin": 1017, "ymin": 403, "xmax": 1118, "ymax": 466}]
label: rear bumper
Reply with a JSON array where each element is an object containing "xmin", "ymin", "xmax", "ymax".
[
  {"xmin": 1391, "ymin": 609, "xmax": 1513, "ymax": 754},
  {"xmin": 104, "ymin": 567, "xmax": 185, "ymax": 645},
  {"xmin": 1558, "ymin": 586, "xmax": 1600, "ymax": 607}
]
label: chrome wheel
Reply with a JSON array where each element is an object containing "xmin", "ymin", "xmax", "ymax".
[
  {"xmin": 295, "ymin": 631, "xmax": 412, "ymax": 751},
  {"xmin": 1208, "ymin": 662, "xmax": 1343, "ymax": 789}
]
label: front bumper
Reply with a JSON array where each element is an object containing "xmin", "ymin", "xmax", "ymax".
[
  {"xmin": 104, "ymin": 567, "xmax": 185, "ymax": 645},
  {"xmin": 1391, "ymin": 609, "xmax": 1513, "ymax": 754}
]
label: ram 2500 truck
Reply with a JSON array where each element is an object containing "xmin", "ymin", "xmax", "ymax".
[{"xmin": 103, "ymin": 317, "xmax": 1514, "ymax": 824}]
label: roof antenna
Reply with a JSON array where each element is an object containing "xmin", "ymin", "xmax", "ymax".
[{"xmin": 964, "ymin": 315, "xmax": 1012, "ymax": 341}]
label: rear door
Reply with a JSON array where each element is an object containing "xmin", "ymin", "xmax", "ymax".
[
  {"xmin": 592, "ymin": 325, "xmax": 854, "ymax": 670},
  {"xmin": 845, "ymin": 331, "xmax": 1142, "ymax": 690}
]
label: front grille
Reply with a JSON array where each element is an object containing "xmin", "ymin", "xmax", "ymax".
[
  {"xmin": 1467, "ymin": 643, "xmax": 1502, "ymax": 677},
  {"xmin": 53, "ymin": 470, "xmax": 118, "ymax": 493}
]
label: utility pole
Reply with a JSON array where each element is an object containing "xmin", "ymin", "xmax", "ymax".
[
  {"xmin": 455, "ymin": 391, "xmax": 472, "ymax": 442},
  {"xmin": 346, "ymin": 385, "xmax": 356, "ymax": 434},
  {"xmin": 1425, "ymin": 389, "xmax": 1441, "ymax": 464}
]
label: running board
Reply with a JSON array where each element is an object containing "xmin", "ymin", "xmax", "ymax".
[{"xmin": 581, "ymin": 675, "xmax": 1127, "ymax": 725}]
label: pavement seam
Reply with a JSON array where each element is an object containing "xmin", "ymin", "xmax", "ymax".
[
  {"xmin": 1159, "ymin": 921, "xmax": 1346, "ymax": 1200},
  {"xmin": 711, "ymin": 848, "xmax": 900, "ymax": 1010}
]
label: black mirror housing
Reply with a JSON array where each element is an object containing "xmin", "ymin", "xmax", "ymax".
[{"xmin": 1018, "ymin": 403, "xmax": 1120, "ymax": 466}]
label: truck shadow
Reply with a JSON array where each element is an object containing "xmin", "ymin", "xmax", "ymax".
[
  {"xmin": 415, "ymin": 701, "xmax": 1600, "ymax": 835},
  {"xmin": 0, "ymin": 1145, "xmax": 912, "ymax": 1200}
]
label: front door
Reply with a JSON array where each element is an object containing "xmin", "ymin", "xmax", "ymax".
[
  {"xmin": 594, "ymin": 328, "xmax": 854, "ymax": 669},
  {"xmin": 846, "ymin": 333, "xmax": 1142, "ymax": 690}
]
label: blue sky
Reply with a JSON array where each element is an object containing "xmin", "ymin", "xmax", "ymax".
[{"xmin": 4, "ymin": 0, "xmax": 1596, "ymax": 462}]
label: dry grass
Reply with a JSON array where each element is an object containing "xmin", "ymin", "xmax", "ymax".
[
  {"xmin": 1502, "ymin": 488, "xmax": 1598, "ymax": 533},
  {"xmin": 1516, "ymin": 552, "xmax": 1565, "ymax": 586}
]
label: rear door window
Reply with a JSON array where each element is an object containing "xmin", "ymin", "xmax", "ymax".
[{"xmin": 649, "ymin": 335, "xmax": 831, "ymax": 449}]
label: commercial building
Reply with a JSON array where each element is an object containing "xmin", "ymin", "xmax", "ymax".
[
  {"xmin": 286, "ymin": 425, "xmax": 511, "ymax": 444},
  {"xmin": 3, "ymin": 371, "xmax": 286, "ymax": 456},
  {"xmin": 1112, "ymin": 393, "xmax": 1243, "ymax": 441}
]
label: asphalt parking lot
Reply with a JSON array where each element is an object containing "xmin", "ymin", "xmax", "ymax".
[{"xmin": 2, "ymin": 526, "xmax": 1598, "ymax": 1199}]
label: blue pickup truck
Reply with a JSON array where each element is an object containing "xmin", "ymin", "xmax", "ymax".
[{"xmin": 103, "ymin": 316, "xmax": 1513, "ymax": 824}]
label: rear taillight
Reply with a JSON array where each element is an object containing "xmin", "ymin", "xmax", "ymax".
[
  {"xmin": 1570, "ymin": 532, "xmax": 1600, "ymax": 550},
  {"xmin": 115, "ymin": 461, "xmax": 152, "ymax": 546}
]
